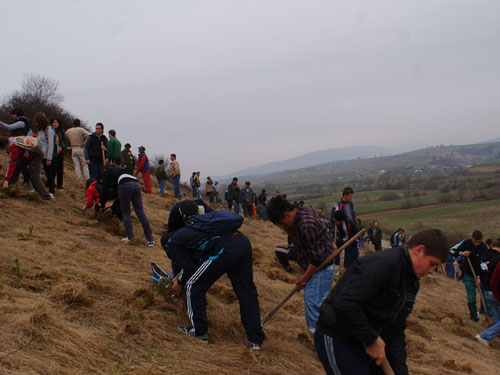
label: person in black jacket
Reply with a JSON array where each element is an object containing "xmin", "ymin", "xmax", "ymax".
[
  {"xmin": 84, "ymin": 122, "xmax": 108, "ymax": 181},
  {"xmin": 167, "ymin": 216, "xmax": 265, "ymax": 349},
  {"xmin": 315, "ymin": 228, "xmax": 448, "ymax": 375},
  {"xmin": 450, "ymin": 231, "xmax": 493, "ymax": 321}
]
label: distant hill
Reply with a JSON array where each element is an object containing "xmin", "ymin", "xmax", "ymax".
[
  {"xmin": 246, "ymin": 141, "xmax": 500, "ymax": 191},
  {"xmin": 220, "ymin": 142, "xmax": 427, "ymax": 180},
  {"xmin": 480, "ymin": 137, "xmax": 500, "ymax": 144}
]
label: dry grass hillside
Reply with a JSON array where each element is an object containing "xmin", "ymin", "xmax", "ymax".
[{"xmin": 0, "ymin": 153, "xmax": 499, "ymax": 375}]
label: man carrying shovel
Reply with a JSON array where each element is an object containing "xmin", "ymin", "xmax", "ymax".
[
  {"xmin": 315, "ymin": 228, "xmax": 448, "ymax": 375},
  {"xmin": 267, "ymin": 196, "xmax": 334, "ymax": 332}
]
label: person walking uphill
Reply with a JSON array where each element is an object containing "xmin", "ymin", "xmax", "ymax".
[
  {"xmin": 475, "ymin": 238, "xmax": 500, "ymax": 346},
  {"xmin": 450, "ymin": 230, "xmax": 493, "ymax": 322},
  {"xmin": 330, "ymin": 187, "xmax": 359, "ymax": 269},
  {"xmin": 267, "ymin": 196, "xmax": 334, "ymax": 332},
  {"xmin": 84, "ymin": 122, "xmax": 108, "ymax": 181},
  {"xmin": 0, "ymin": 108, "xmax": 30, "ymax": 188},
  {"xmin": 315, "ymin": 228, "xmax": 448, "ymax": 375},
  {"xmin": 135, "ymin": 146, "xmax": 152, "ymax": 194},
  {"xmin": 168, "ymin": 154, "xmax": 181, "ymax": 200},
  {"xmin": 167, "ymin": 211, "xmax": 265, "ymax": 349},
  {"xmin": 65, "ymin": 118, "xmax": 89, "ymax": 184}
]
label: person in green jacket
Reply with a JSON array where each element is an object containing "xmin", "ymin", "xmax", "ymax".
[
  {"xmin": 107, "ymin": 129, "xmax": 122, "ymax": 166},
  {"xmin": 120, "ymin": 143, "xmax": 135, "ymax": 174}
]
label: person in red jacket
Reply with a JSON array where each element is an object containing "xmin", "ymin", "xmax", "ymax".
[
  {"xmin": 81, "ymin": 178, "xmax": 102, "ymax": 216},
  {"xmin": 135, "ymin": 146, "xmax": 152, "ymax": 194}
]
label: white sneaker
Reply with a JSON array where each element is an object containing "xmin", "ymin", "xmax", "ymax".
[
  {"xmin": 475, "ymin": 334, "xmax": 489, "ymax": 347},
  {"xmin": 49, "ymin": 193, "xmax": 55, "ymax": 199},
  {"xmin": 121, "ymin": 237, "xmax": 131, "ymax": 243}
]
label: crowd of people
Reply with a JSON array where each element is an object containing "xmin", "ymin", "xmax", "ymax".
[{"xmin": 2, "ymin": 108, "xmax": 499, "ymax": 374}]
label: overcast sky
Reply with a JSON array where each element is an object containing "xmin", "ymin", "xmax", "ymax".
[{"xmin": 3, "ymin": 0, "xmax": 500, "ymax": 178}]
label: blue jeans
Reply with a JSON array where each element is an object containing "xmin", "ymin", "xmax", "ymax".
[
  {"xmin": 233, "ymin": 201, "xmax": 241, "ymax": 214},
  {"xmin": 194, "ymin": 186, "xmax": 202, "ymax": 200},
  {"xmin": 157, "ymin": 178, "xmax": 166, "ymax": 194},
  {"xmin": 171, "ymin": 175, "xmax": 181, "ymax": 200},
  {"xmin": 259, "ymin": 204, "xmax": 267, "ymax": 221},
  {"xmin": 479, "ymin": 292, "xmax": 500, "ymax": 341},
  {"xmin": 304, "ymin": 265, "xmax": 334, "ymax": 332}
]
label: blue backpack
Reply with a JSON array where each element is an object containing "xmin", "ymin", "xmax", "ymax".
[{"xmin": 186, "ymin": 210, "xmax": 243, "ymax": 235}]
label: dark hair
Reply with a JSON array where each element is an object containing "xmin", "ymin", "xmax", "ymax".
[
  {"xmin": 407, "ymin": 228, "xmax": 448, "ymax": 262},
  {"xmin": 261, "ymin": 189, "xmax": 266, "ymax": 194},
  {"xmin": 491, "ymin": 238, "xmax": 500, "ymax": 249},
  {"xmin": 342, "ymin": 187, "xmax": 354, "ymax": 196},
  {"xmin": 32, "ymin": 112, "xmax": 49, "ymax": 131},
  {"xmin": 282, "ymin": 194, "xmax": 287, "ymax": 199},
  {"xmin": 334, "ymin": 210, "xmax": 345, "ymax": 222},
  {"xmin": 233, "ymin": 177, "xmax": 238, "ymax": 181},
  {"xmin": 109, "ymin": 129, "xmax": 116, "ymax": 137},
  {"xmin": 73, "ymin": 118, "xmax": 81, "ymax": 126},
  {"xmin": 11, "ymin": 108, "xmax": 24, "ymax": 117},
  {"xmin": 170, "ymin": 153, "xmax": 176, "ymax": 158},
  {"xmin": 124, "ymin": 143, "xmax": 131, "ymax": 148},
  {"xmin": 356, "ymin": 218, "xmax": 361, "ymax": 224},
  {"xmin": 245, "ymin": 181, "xmax": 251, "ymax": 185},
  {"xmin": 50, "ymin": 118, "xmax": 61, "ymax": 127},
  {"xmin": 472, "ymin": 231, "xmax": 483, "ymax": 240},
  {"xmin": 96, "ymin": 122, "xmax": 104, "ymax": 129},
  {"xmin": 266, "ymin": 196, "xmax": 296, "ymax": 225},
  {"xmin": 159, "ymin": 159, "xmax": 164, "ymax": 164}
]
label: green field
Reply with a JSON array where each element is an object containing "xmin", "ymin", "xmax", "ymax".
[
  {"xmin": 361, "ymin": 198, "xmax": 500, "ymax": 242},
  {"xmin": 306, "ymin": 189, "xmax": 440, "ymax": 214}
]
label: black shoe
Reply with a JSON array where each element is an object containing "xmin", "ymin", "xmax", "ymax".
[{"xmin": 177, "ymin": 326, "xmax": 209, "ymax": 343}]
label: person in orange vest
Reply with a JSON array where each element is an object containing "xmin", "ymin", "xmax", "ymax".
[{"xmin": 135, "ymin": 146, "xmax": 152, "ymax": 194}]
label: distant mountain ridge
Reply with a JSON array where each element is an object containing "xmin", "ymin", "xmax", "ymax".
[{"xmin": 220, "ymin": 142, "xmax": 427, "ymax": 180}]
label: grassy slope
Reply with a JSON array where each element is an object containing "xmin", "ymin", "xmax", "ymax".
[{"xmin": 1, "ymin": 153, "xmax": 499, "ymax": 375}]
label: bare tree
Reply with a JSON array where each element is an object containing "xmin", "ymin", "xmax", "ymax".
[{"xmin": 21, "ymin": 73, "xmax": 64, "ymax": 106}]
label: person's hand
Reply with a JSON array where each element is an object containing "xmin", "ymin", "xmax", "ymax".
[
  {"xmin": 171, "ymin": 281, "xmax": 183, "ymax": 296},
  {"xmin": 67, "ymin": 146, "xmax": 72, "ymax": 151},
  {"xmin": 295, "ymin": 274, "xmax": 308, "ymax": 291},
  {"xmin": 365, "ymin": 336, "xmax": 386, "ymax": 366},
  {"xmin": 461, "ymin": 251, "xmax": 471, "ymax": 257},
  {"xmin": 46, "ymin": 160, "xmax": 51, "ymax": 166},
  {"xmin": 57, "ymin": 146, "xmax": 62, "ymax": 153},
  {"xmin": 81, "ymin": 204, "xmax": 87, "ymax": 212},
  {"xmin": 100, "ymin": 144, "xmax": 106, "ymax": 150},
  {"xmin": 333, "ymin": 244, "xmax": 338, "ymax": 251},
  {"xmin": 475, "ymin": 278, "xmax": 481, "ymax": 286},
  {"xmin": 86, "ymin": 160, "xmax": 90, "ymax": 165}
]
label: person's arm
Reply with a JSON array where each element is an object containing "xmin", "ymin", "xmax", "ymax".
[
  {"xmin": 0, "ymin": 120, "xmax": 25, "ymax": 131},
  {"xmin": 167, "ymin": 239, "xmax": 198, "ymax": 284}
]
